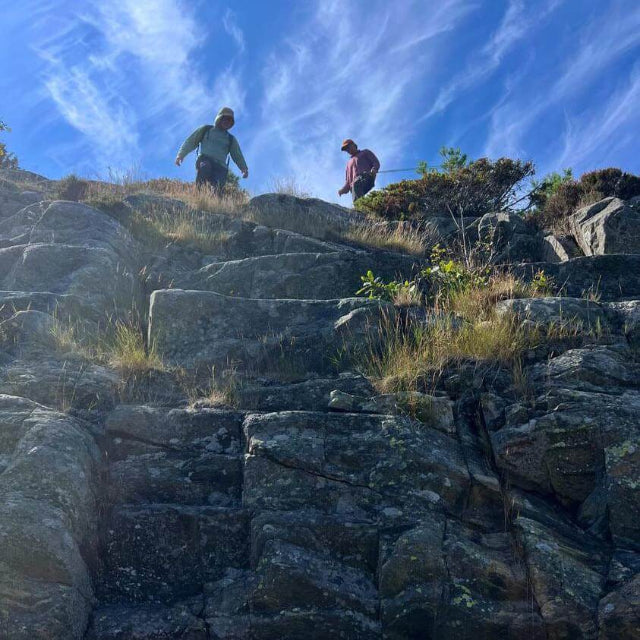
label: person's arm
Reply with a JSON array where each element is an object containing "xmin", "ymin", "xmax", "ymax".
[
  {"xmin": 338, "ymin": 164, "xmax": 351, "ymax": 196},
  {"xmin": 175, "ymin": 125, "xmax": 207, "ymax": 165},
  {"xmin": 229, "ymin": 135, "xmax": 249, "ymax": 178},
  {"xmin": 365, "ymin": 149, "xmax": 380, "ymax": 174}
]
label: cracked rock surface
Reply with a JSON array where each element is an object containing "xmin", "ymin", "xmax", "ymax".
[{"xmin": 0, "ymin": 176, "xmax": 638, "ymax": 639}]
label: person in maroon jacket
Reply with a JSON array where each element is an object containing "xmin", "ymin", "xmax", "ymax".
[{"xmin": 337, "ymin": 139, "xmax": 380, "ymax": 203}]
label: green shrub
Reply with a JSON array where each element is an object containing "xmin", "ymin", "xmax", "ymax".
[
  {"xmin": 419, "ymin": 245, "xmax": 489, "ymax": 305},
  {"xmin": 529, "ymin": 169, "xmax": 573, "ymax": 210},
  {"xmin": 531, "ymin": 167, "xmax": 640, "ymax": 232},
  {"xmin": 55, "ymin": 174, "xmax": 89, "ymax": 201},
  {"xmin": 356, "ymin": 151, "xmax": 534, "ymax": 221},
  {"xmin": 356, "ymin": 270, "xmax": 419, "ymax": 303}
]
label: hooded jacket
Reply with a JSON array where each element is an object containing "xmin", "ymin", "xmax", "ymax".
[{"xmin": 176, "ymin": 108, "xmax": 248, "ymax": 173}]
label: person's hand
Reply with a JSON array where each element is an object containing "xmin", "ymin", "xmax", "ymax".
[
  {"xmin": 337, "ymin": 190, "xmax": 343, "ymax": 197},
  {"xmin": 242, "ymin": 169, "xmax": 249, "ymax": 179},
  {"xmin": 175, "ymin": 156, "xmax": 182, "ymax": 167}
]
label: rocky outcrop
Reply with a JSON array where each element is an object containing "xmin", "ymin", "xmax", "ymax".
[
  {"xmin": 0, "ymin": 170, "xmax": 638, "ymax": 639},
  {"xmin": 571, "ymin": 197, "xmax": 640, "ymax": 256},
  {"xmin": 246, "ymin": 193, "xmax": 363, "ymax": 240},
  {"xmin": 470, "ymin": 210, "xmax": 542, "ymax": 263}
]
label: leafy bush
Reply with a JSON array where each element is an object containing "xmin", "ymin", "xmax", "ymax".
[
  {"xmin": 356, "ymin": 149, "xmax": 534, "ymax": 221},
  {"xmin": 419, "ymin": 245, "xmax": 489, "ymax": 305},
  {"xmin": 54, "ymin": 174, "xmax": 89, "ymax": 201},
  {"xmin": 356, "ymin": 270, "xmax": 419, "ymax": 303},
  {"xmin": 0, "ymin": 119, "xmax": 19, "ymax": 169},
  {"xmin": 529, "ymin": 169, "xmax": 573, "ymax": 210},
  {"xmin": 532, "ymin": 168, "xmax": 640, "ymax": 232}
]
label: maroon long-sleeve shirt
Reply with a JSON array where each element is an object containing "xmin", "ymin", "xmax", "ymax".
[{"xmin": 341, "ymin": 149, "xmax": 380, "ymax": 192}]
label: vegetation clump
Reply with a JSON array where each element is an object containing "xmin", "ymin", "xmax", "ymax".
[
  {"xmin": 355, "ymin": 245, "xmax": 560, "ymax": 392},
  {"xmin": 530, "ymin": 167, "xmax": 640, "ymax": 233},
  {"xmin": 0, "ymin": 119, "xmax": 19, "ymax": 169},
  {"xmin": 356, "ymin": 147, "xmax": 534, "ymax": 221}
]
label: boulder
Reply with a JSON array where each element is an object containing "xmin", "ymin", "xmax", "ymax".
[
  {"xmin": 328, "ymin": 389, "xmax": 455, "ymax": 434},
  {"xmin": 228, "ymin": 372, "xmax": 375, "ymax": 412},
  {"xmin": 606, "ymin": 299, "xmax": 640, "ymax": 350},
  {"xmin": 98, "ymin": 504, "xmax": 250, "ymax": 603},
  {"xmin": 490, "ymin": 345, "xmax": 640, "ymax": 507},
  {"xmin": 0, "ymin": 395, "xmax": 101, "ymax": 639},
  {"xmin": 514, "ymin": 514, "xmax": 605, "ymax": 639},
  {"xmin": 570, "ymin": 197, "xmax": 640, "ymax": 256},
  {"xmin": 1, "ymin": 200, "xmax": 138, "ymax": 260},
  {"xmin": 242, "ymin": 411, "xmax": 470, "ymax": 520},
  {"xmin": 540, "ymin": 234, "xmax": 582, "ymax": 262},
  {"xmin": 380, "ymin": 517, "xmax": 545, "ymax": 639},
  {"xmin": 87, "ymin": 599, "xmax": 208, "ymax": 639},
  {"xmin": 0, "ymin": 178, "xmax": 44, "ymax": 220},
  {"xmin": 598, "ymin": 574, "xmax": 640, "ymax": 639},
  {"xmin": 148, "ymin": 291, "xmax": 393, "ymax": 376},
  {"xmin": 246, "ymin": 193, "xmax": 363, "ymax": 240},
  {"xmin": 469, "ymin": 211, "xmax": 542, "ymax": 264}
]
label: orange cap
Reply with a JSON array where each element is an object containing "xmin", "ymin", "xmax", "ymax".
[{"xmin": 341, "ymin": 138, "xmax": 356, "ymax": 151}]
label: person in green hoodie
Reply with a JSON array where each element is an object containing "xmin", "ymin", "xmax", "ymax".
[{"xmin": 175, "ymin": 107, "xmax": 249, "ymax": 191}]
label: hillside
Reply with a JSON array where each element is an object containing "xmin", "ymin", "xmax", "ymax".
[{"xmin": 0, "ymin": 168, "xmax": 638, "ymax": 639}]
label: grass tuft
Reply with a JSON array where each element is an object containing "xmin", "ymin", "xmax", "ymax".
[{"xmin": 103, "ymin": 321, "xmax": 164, "ymax": 376}]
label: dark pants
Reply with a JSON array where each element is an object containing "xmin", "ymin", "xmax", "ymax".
[
  {"xmin": 352, "ymin": 172, "xmax": 375, "ymax": 203},
  {"xmin": 196, "ymin": 155, "xmax": 228, "ymax": 191}
]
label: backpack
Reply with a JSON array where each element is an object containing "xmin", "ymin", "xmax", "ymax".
[{"xmin": 197, "ymin": 125, "xmax": 234, "ymax": 167}]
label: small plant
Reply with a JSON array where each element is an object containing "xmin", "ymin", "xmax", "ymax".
[
  {"xmin": 419, "ymin": 245, "xmax": 490, "ymax": 305},
  {"xmin": 530, "ymin": 270, "xmax": 554, "ymax": 296},
  {"xmin": 356, "ymin": 270, "xmax": 420, "ymax": 304},
  {"xmin": 0, "ymin": 119, "xmax": 19, "ymax": 169}
]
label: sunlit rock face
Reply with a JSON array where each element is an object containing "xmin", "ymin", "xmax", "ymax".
[{"xmin": 0, "ymin": 169, "xmax": 638, "ymax": 639}]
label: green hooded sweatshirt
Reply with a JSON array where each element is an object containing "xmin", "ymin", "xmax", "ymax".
[{"xmin": 176, "ymin": 114, "xmax": 248, "ymax": 173}]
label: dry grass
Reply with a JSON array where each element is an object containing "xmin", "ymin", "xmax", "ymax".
[
  {"xmin": 447, "ymin": 272, "xmax": 541, "ymax": 320},
  {"xmin": 358, "ymin": 270, "xmax": 572, "ymax": 394},
  {"xmin": 104, "ymin": 320, "xmax": 164, "ymax": 376},
  {"xmin": 268, "ymin": 176, "xmax": 311, "ymax": 198},
  {"xmin": 343, "ymin": 220, "xmax": 438, "ymax": 257},
  {"xmin": 362, "ymin": 310, "xmax": 541, "ymax": 393},
  {"xmin": 82, "ymin": 176, "xmax": 249, "ymax": 252},
  {"xmin": 48, "ymin": 318, "xmax": 91, "ymax": 357}
]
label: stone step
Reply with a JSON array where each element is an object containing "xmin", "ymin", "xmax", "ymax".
[
  {"xmin": 108, "ymin": 449, "xmax": 242, "ymax": 506},
  {"xmin": 148, "ymin": 292, "xmax": 393, "ymax": 377},
  {"xmin": 86, "ymin": 598, "xmax": 207, "ymax": 639},
  {"xmin": 97, "ymin": 504, "xmax": 250, "ymax": 604},
  {"xmin": 173, "ymin": 251, "xmax": 417, "ymax": 300}
]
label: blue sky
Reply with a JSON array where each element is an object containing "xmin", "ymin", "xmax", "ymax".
[{"xmin": 1, "ymin": 0, "xmax": 638, "ymax": 202}]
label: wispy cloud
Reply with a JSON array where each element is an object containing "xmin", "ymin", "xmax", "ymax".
[
  {"xmin": 248, "ymin": 0, "xmax": 479, "ymax": 200},
  {"xmin": 484, "ymin": 3, "xmax": 640, "ymax": 161},
  {"xmin": 223, "ymin": 9, "xmax": 246, "ymax": 55},
  {"xmin": 553, "ymin": 64, "xmax": 640, "ymax": 171},
  {"xmin": 33, "ymin": 0, "xmax": 221, "ymax": 172},
  {"xmin": 422, "ymin": 0, "xmax": 563, "ymax": 121}
]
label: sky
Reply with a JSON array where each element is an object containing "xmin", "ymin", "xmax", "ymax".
[{"xmin": 1, "ymin": 0, "xmax": 638, "ymax": 203}]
